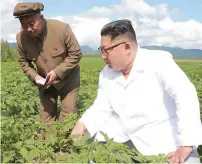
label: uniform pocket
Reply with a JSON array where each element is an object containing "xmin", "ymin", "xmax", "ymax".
[{"xmin": 51, "ymin": 47, "xmax": 65, "ymax": 57}]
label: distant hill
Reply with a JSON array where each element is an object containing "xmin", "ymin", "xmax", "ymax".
[
  {"xmin": 81, "ymin": 45, "xmax": 202, "ymax": 58},
  {"xmin": 142, "ymin": 45, "xmax": 202, "ymax": 59},
  {"xmin": 81, "ymin": 45, "xmax": 96, "ymax": 52},
  {"xmin": 81, "ymin": 45, "xmax": 99, "ymax": 55},
  {"xmin": 8, "ymin": 42, "xmax": 202, "ymax": 58},
  {"xmin": 8, "ymin": 42, "xmax": 16, "ymax": 48}
]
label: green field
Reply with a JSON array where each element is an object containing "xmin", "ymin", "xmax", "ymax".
[{"xmin": 1, "ymin": 57, "xmax": 202, "ymax": 163}]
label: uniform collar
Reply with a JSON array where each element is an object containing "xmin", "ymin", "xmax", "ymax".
[{"xmin": 35, "ymin": 19, "xmax": 47, "ymax": 41}]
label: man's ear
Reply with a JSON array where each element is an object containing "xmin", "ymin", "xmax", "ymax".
[
  {"xmin": 125, "ymin": 43, "xmax": 131, "ymax": 55},
  {"xmin": 40, "ymin": 14, "xmax": 44, "ymax": 20}
]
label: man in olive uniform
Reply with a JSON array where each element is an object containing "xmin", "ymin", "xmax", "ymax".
[{"xmin": 13, "ymin": 2, "xmax": 82, "ymax": 124}]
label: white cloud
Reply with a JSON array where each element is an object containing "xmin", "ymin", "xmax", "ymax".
[
  {"xmin": 150, "ymin": 19, "xmax": 202, "ymax": 48},
  {"xmin": 115, "ymin": 0, "xmax": 157, "ymax": 17},
  {"xmin": 1, "ymin": 0, "xmax": 21, "ymax": 14},
  {"xmin": 69, "ymin": 17, "xmax": 110, "ymax": 48},
  {"xmin": 0, "ymin": 0, "xmax": 22, "ymax": 42},
  {"xmin": 50, "ymin": 15, "xmax": 110, "ymax": 48},
  {"xmin": 81, "ymin": 7, "xmax": 112, "ymax": 18},
  {"xmin": 1, "ymin": 0, "xmax": 202, "ymax": 49}
]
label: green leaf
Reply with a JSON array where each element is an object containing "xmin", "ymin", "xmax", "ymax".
[
  {"xmin": 20, "ymin": 147, "xmax": 28, "ymax": 160},
  {"xmin": 3, "ymin": 155, "xmax": 13, "ymax": 163}
]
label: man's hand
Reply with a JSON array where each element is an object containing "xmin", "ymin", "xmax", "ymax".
[
  {"xmin": 71, "ymin": 121, "xmax": 87, "ymax": 142},
  {"xmin": 167, "ymin": 146, "xmax": 193, "ymax": 163},
  {"xmin": 45, "ymin": 70, "xmax": 58, "ymax": 87}
]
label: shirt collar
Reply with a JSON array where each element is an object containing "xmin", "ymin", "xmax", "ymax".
[{"xmin": 132, "ymin": 46, "xmax": 145, "ymax": 72}]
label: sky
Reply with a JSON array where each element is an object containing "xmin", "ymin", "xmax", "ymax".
[{"xmin": 1, "ymin": 0, "xmax": 202, "ymax": 49}]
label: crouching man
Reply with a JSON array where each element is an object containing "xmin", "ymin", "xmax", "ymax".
[{"xmin": 72, "ymin": 19, "xmax": 202, "ymax": 163}]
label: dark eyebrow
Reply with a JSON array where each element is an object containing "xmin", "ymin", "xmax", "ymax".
[
  {"xmin": 22, "ymin": 20, "xmax": 34, "ymax": 25},
  {"xmin": 101, "ymin": 45, "xmax": 109, "ymax": 48},
  {"xmin": 27, "ymin": 21, "xmax": 34, "ymax": 24}
]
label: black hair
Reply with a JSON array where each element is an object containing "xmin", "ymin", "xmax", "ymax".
[{"xmin": 101, "ymin": 19, "xmax": 137, "ymax": 43}]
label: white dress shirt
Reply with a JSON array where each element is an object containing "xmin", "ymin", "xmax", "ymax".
[{"xmin": 80, "ymin": 47, "xmax": 202, "ymax": 155}]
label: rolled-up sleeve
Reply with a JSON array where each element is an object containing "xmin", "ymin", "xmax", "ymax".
[
  {"xmin": 160, "ymin": 53, "xmax": 202, "ymax": 146},
  {"xmin": 79, "ymin": 72, "xmax": 113, "ymax": 137}
]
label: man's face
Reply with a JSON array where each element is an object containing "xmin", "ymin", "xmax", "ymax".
[
  {"xmin": 19, "ymin": 14, "xmax": 44, "ymax": 37},
  {"xmin": 99, "ymin": 36, "xmax": 129, "ymax": 71}
]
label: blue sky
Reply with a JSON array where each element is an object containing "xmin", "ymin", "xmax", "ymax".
[{"xmin": 24, "ymin": 0, "xmax": 202, "ymax": 23}]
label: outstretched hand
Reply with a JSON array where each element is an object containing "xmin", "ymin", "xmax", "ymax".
[{"xmin": 167, "ymin": 146, "xmax": 193, "ymax": 163}]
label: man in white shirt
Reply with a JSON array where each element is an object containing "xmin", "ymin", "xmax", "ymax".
[{"xmin": 71, "ymin": 19, "xmax": 202, "ymax": 163}]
